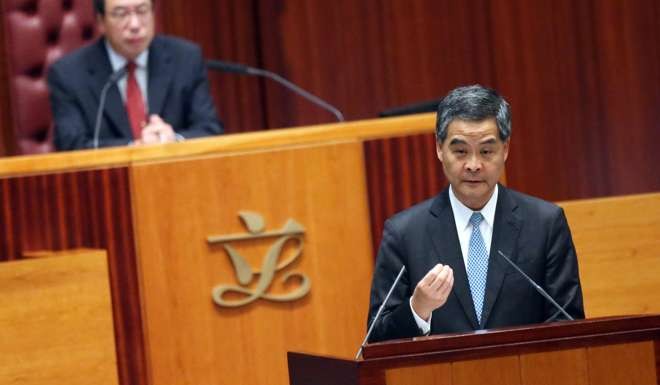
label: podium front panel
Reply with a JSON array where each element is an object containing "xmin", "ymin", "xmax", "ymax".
[{"xmin": 130, "ymin": 141, "xmax": 374, "ymax": 385}]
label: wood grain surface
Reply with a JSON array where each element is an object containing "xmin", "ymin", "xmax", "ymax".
[
  {"xmin": 0, "ymin": 250, "xmax": 118, "ymax": 385},
  {"xmin": 130, "ymin": 141, "xmax": 374, "ymax": 385}
]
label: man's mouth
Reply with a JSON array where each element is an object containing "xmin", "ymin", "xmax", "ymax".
[{"xmin": 126, "ymin": 37, "xmax": 144, "ymax": 45}]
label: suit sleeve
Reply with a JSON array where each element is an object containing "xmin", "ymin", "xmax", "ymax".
[
  {"xmin": 175, "ymin": 45, "xmax": 223, "ymax": 139},
  {"xmin": 544, "ymin": 207, "xmax": 585, "ymax": 320},
  {"xmin": 48, "ymin": 65, "xmax": 130, "ymax": 150},
  {"xmin": 367, "ymin": 219, "xmax": 424, "ymax": 342}
]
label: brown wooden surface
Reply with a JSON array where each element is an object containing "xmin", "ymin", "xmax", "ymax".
[
  {"xmin": 364, "ymin": 133, "xmax": 447, "ymax": 253},
  {"xmin": 560, "ymin": 193, "xmax": 660, "ymax": 317},
  {"xmin": 656, "ymin": 340, "xmax": 660, "ymax": 385},
  {"xmin": 362, "ymin": 315, "xmax": 660, "ymax": 361},
  {"xmin": 452, "ymin": 356, "xmax": 520, "ymax": 385},
  {"xmin": 587, "ymin": 341, "xmax": 657, "ymax": 385},
  {"xmin": 0, "ymin": 8, "xmax": 12, "ymax": 156},
  {"xmin": 0, "ymin": 250, "xmax": 118, "ymax": 385},
  {"xmin": 0, "ymin": 168, "xmax": 144, "ymax": 385},
  {"xmin": 289, "ymin": 315, "xmax": 660, "ymax": 385},
  {"xmin": 385, "ymin": 363, "xmax": 451, "ymax": 385},
  {"xmin": 519, "ymin": 348, "xmax": 589, "ymax": 385},
  {"xmin": 158, "ymin": 0, "xmax": 266, "ymax": 134},
  {"xmin": 0, "ymin": 113, "xmax": 434, "ymax": 177},
  {"xmin": 2, "ymin": 1, "xmax": 659, "ymax": 201},
  {"xmin": 155, "ymin": 0, "xmax": 660, "ymax": 203},
  {"xmin": 130, "ymin": 141, "xmax": 374, "ymax": 385},
  {"xmin": 384, "ymin": 356, "xmax": 523, "ymax": 385}
]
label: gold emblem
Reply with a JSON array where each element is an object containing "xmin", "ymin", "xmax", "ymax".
[{"xmin": 207, "ymin": 211, "xmax": 311, "ymax": 307}]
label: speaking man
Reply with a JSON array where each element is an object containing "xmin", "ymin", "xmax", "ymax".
[{"xmin": 367, "ymin": 85, "xmax": 584, "ymax": 342}]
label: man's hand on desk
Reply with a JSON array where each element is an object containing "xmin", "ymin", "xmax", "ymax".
[{"xmin": 133, "ymin": 115, "xmax": 177, "ymax": 145}]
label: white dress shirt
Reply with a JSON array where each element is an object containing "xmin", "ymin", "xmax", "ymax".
[
  {"xmin": 105, "ymin": 41, "xmax": 149, "ymax": 109},
  {"xmin": 410, "ymin": 184, "xmax": 499, "ymax": 333}
]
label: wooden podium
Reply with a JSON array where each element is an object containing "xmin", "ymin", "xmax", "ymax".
[
  {"xmin": 0, "ymin": 114, "xmax": 438, "ymax": 385},
  {"xmin": 288, "ymin": 315, "xmax": 660, "ymax": 385},
  {"xmin": 1, "ymin": 114, "xmax": 659, "ymax": 385}
]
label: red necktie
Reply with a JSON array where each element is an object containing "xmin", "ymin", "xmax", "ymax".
[{"xmin": 125, "ymin": 61, "xmax": 146, "ymax": 140}]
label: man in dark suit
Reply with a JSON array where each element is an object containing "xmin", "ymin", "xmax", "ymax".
[
  {"xmin": 367, "ymin": 85, "xmax": 584, "ymax": 342},
  {"xmin": 48, "ymin": 0, "xmax": 222, "ymax": 150}
]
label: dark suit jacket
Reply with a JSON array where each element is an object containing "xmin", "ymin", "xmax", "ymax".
[
  {"xmin": 367, "ymin": 185, "xmax": 584, "ymax": 342},
  {"xmin": 48, "ymin": 35, "xmax": 223, "ymax": 150}
]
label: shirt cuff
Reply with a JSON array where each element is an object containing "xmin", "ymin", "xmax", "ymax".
[{"xmin": 409, "ymin": 297, "xmax": 432, "ymax": 335}]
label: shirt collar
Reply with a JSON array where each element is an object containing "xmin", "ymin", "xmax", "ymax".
[
  {"xmin": 104, "ymin": 40, "xmax": 149, "ymax": 72},
  {"xmin": 448, "ymin": 184, "xmax": 499, "ymax": 230}
]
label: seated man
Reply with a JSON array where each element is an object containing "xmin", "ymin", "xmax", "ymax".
[
  {"xmin": 367, "ymin": 85, "xmax": 584, "ymax": 342},
  {"xmin": 48, "ymin": 0, "xmax": 223, "ymax": 150}
]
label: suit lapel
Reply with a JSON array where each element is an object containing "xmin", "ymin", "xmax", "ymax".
[
  {"xmin": 87, "ymin": 39, "xmax": 132, "ymax": 139},
  {"xmin": 480, "ymin": 185, "xmax": 522, "ymax": 327},
  {"xmin": 427, "ymin": 189, "xmax": 480, "ymax": 329},
  {"xmin": 147, "ymin": 36, "xmax": 174, "ymax": 117}
]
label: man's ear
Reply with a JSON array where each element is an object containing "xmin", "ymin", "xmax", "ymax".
[
  {"xmin": 96, "ymin": 15, "xmax": 105, "ymax": 35},
  {"xmin": 503, "ymin": 139, "xmax": 510, "ymax": 162},
  {"xmin": 436, "ymin": 141, "xmax": 444, "ymax": 163}
]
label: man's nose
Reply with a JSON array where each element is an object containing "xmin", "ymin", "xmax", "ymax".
[
  {"xmin": 465, "ymin": 154, "xmax": 481, "ymax": 172},
  {"xmin": 126, "ymin": 13, "xmax": 142, "ymax": 29}
]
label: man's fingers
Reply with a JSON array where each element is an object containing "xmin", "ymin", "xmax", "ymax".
[
  {"xmin": 429, "ymin": 265, "xmax": 451, "ymax": 289},
  {"xmin": 436, "ymin": 268, "xmax": 454, "ymax": 296},
  {"xmin": 418, "ymin": 264, "xmax": 443, "ymax": 287}
]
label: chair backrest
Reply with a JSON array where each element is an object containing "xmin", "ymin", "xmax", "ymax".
[{"xmin": 1, "ymin": 0, "xmax": 97, "ymax": 154}]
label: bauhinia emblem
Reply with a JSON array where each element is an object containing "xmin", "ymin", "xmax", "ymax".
[{"xmin": 207, "ymin": 211, "xmax": 311, "ymax": 307}]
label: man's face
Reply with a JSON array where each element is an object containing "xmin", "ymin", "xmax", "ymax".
[
  {"xmin": 436, "ymin": 118, "xmax": 509, "ymax": 210},
  {"xmin": 98, "ymin": 0, "xmax": 155, "ymax": 60}
]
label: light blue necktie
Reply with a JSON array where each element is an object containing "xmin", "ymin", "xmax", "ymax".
[{"xmin": 467, "ymin": 212, "xmax": 489, "ymax": 324}]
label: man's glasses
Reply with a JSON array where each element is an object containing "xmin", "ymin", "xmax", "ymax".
[{"xmin": 107, "ymin": 4, "xmax": 152, "ymax": 25}]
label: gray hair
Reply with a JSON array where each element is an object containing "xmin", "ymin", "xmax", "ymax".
[{"xmin": 435, "ymin": 85, "xmax": 511, "ymax": 142}]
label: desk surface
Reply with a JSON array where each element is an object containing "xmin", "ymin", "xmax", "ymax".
[{"xmin": 0, "ymin": 113, "xmax": 436, "ymax": 177}]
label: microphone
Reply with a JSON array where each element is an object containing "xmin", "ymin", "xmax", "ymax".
[
  {"xmin": 206, "ymin": 59, "xmax": 345, "ymax": 122},
  {"xmin": 93, "ymin": 67, "xmax": 127, "ymax": 149},
  {"xmin": 355, "ymin": 265, "xmax": 406, "ymax": 360},
  {"xmin": 496, "ymin": 250, "xmax": 574, "ymax": 321}
]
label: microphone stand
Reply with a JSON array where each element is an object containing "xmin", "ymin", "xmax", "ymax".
[
  {"xmin": 497, "ymin": 250, "xmax": 574, "ymax": 321},
  {"xmin": 355, "ymin": 265, "xmax": 406, "ymax": 360},
  {"xmin": 207, "ymin": 60, "xmax": 344, "ymax": 122}
]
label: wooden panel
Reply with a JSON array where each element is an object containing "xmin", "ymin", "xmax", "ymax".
[
  {"xmin": 520, "ymin": 348, "xmax": 589, "ymax": 385},
  {"xmin": 385, "ymin": 363, "xmax": 451, "ymax": 385},
  {"xmin": 158, "ymin": 0, "xmax": 266, "ymax": 134},
  {"xmin": 452, "ymin": 356, "xmax": 521, "ymax": 385},
  {"xmin": 388, "ymin": 357, "xmax": 522, "ymax": 385},
  {"xmin": 0, "ymin": 114, "xmax": 435, "ymax": 177},
  {"xmin": 489, "ymin": 0, "xmax": 660, "ymax": 202},
  {"xmin": 0, "ymin": 250, "xmax": 118, "ymax": 385},
  {"xmin": 560, "ymin": 193, "xmax": 660, "ymax": 317},
  {"xmin": 587, "ymin": 342, "xmax": 657, "ymax": 385},
  {"xmin": 0, "ymin": 6, "xmax": 14, "ymax": 156},
  {"xmin": 253, "ymin": 0, "xmax": 660, "ymax": 202},
  {"xmin": 154, "ymin": 0, "xmax": 660, "ymax": 202},
  {"xmin": 364, "ymin": 132, "xmax": 447, "ymax": 253},
  {"xmin": 656, "ymin": 340, "xmax": 660, "ymax": 385},
  {"xmin": 0, "ymin": 168, "xmax": 145, "ymax": 385},
  {"xmin": 130, "ymin": 141, "xmax": 374, "ymax": 385}
]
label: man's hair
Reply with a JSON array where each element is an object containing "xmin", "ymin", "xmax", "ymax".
[
  {"xmin": 435, "ymin": 85, "xmax": 511, "ymax": 142},
  {"xmin": 93, "ymin": 0, "xmax": 154, "ymax": 15}
]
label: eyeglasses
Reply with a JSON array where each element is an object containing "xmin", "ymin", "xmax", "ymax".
[{"xmin": 107, "ymin": 3, "xmax": 153, "ymax": 25}]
